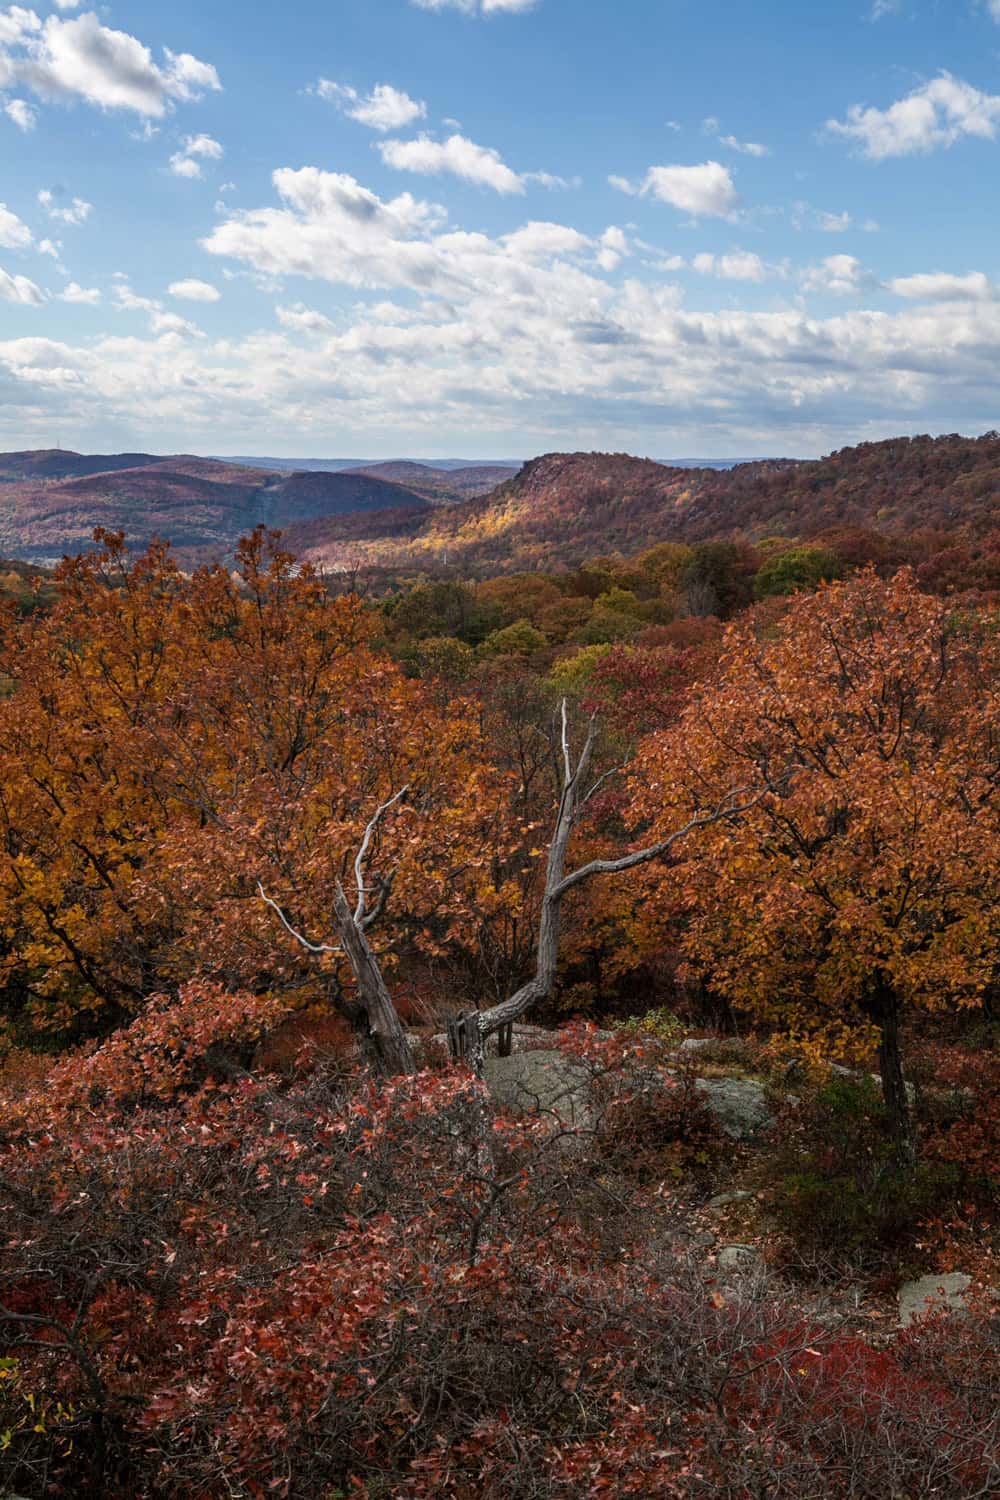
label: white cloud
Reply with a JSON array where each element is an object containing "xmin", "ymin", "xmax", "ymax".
[
  {"xmin": 608, "ymin": 174, "xmax": 636, "ymax": 196},
  {"xmin": 276, "ymin": 302, "xmax": 334, "ymax": 334},
  {"xmin": 37, "ymin": 236, "xmax": 60, "ymax": 258},
  {"xmin": 202, "ymin": 167, "xmax": 606, "ymax": 302},
  {"xmin": 596, "ymin": 225, "xmax": 628, "ymax": 271},
  {"xmin": 0, "ymin": 11, "xmax": 220, "ymax": 118},
  {"xmin": 692, "ymin": 250, "xmax": 768, "ymax": 281},
  {"xmin": 869, "ymin": 1, "xmax": 901, "ymax": 17},
  {"xmin": 59, "ymin": 279, "xmax": 99, "ymax": 303},
  {"xmin": 887, "ymin": 270, "xmax": 993, "ymax": 301},
  {"xmin": 168, "ymin": 277, "xmax": 220, "ymax": 302},
  {"xmin": 816, "ymin": 209, "xmax": 851, "ymax": 233},
  {"xmin": 378, "ymin": 133, "xmax": 525, "ymax": 193},
  {"xmin": 13, "ymin": 160, "xmax": 1000, "ymax": 463},
  {"xmin": 410, "ymin": 1, "xmax": 538, "ymax": 13},
  {"xmin": 989, "ymin": 1, "xmax": 1000, "ymax": 21},
  {"xmin": 150, "ymin": 309, "xmax": 202, "ymax": 336},
  {"xmin": 312, "ymin": 79, "xmax": 426, "ymax": 132},
  {"xmin": 0, "ymin": 8, "xmax": 40, "ymax": 47},
  {"xmin": 800, "ymin": 254, "xmax": 867, "ymax": 296},
  {"xmin": 828, "ymin": 72, "xmax": 1000, "ymax": 159},
  {"xmin": 169, "ymin": 132, "xmax": 223, "ymax": 178},
  {"xmin": 169, "ymin": 154, "xmax": 201, "ymax": 178},
  {"xmin": 0, "ymin": 265, "xmax": 43, "ymax": 303},
  {"xmin": 4, "ymin": 96, "xmax": 35, "ymax": 129},
  {"xmin": 0, "ymin": 202, "xmax": 31, "ymax": 248},
  {"xmin": 38, "ymin": 188, "xmax": 91, "ymax": 224},
  {"xmin": 113, "ymin": 282, "xmax": 160, "ymax": 314},
  {"xmin": 634, "ymin": 160, "xmax": 738, "ymax": 218},
  {"xmin": 524, "ymin": 170, "xmax": 578, "ymax": 190},
  {"xmin": 703, "ymin": 116, "xmax": 768, "ymax": 157},
  {"xmin": 719, "ymin": 134, "xmax": 768, "ymax": 157}
]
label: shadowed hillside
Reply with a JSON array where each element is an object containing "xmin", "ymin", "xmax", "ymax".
[{"xmin": 0, "ymin": 453, "xmax": 431, "ymax": 561}]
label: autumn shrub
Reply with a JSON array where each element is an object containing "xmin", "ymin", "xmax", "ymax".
[
  {"xmin": 761, "ymin": 1075, "xmax": 965, "ymax": 1265},
  {"xmin": 916, "ymin": 1043, "xmax": 1000, "ymax": 1210},
  {"xmin": 3, "ymin": 1022, "xmax": 999, "ymax": 1499}
]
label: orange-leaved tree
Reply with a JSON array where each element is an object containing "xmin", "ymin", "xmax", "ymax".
[
  {"xmin": 630, "ymin": 569, "xmax": 1000, "ymax": 1149},
  {"xmin": 0, "ymin": 529, "xmax": 508, "ymax": 1064}
]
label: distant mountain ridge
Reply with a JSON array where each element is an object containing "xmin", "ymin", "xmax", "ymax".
[
  {"xmin": 284, "ymin": 434, "xmax": 1000, "ymax": 575},
  {"xmin": 3, "ymin": 433, "xmax": 999, "ymax": 573},
  {"xmin": 0, "ymin": 451, "xmax": 435, "ymax": 562}
]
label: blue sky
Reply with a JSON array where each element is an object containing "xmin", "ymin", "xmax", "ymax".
[{"xmin": 2, "ymin": 1, "xmax": 1000, "ymax": 459}]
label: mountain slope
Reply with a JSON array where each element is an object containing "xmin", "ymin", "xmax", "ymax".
[
  {"xmin": 0, "ymin": 454, "xmax": 432, "ymax": 561},
  {"xmin": 288, "ymin": 434, "xmax": 1000, "ymax": 575},
  {"xmin": 344, "ymin": 461, "xmax": 519, "ymax": 502}
]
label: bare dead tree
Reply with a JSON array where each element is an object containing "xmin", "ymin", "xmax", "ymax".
[
  {"xmin": 258, "ymin": 787, "xmax": 416, "ymax": 1077},
  {"xmin": 451, "ymin": 702, "xmax": 771, "ymax": 1075},
  {"xmin": 259, "ymin": 705, "xmax": 771, "ymax": 1080}
]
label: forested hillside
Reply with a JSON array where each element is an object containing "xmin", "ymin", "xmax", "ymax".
[
  {"xmin": 0, "ymin": 452, "xmax": 431, "ymax": 561},
  {"xmin": 290, "ymin": 432, "xmax": 1000, "ymax": 575},
  {"xmin": 5, "ymin": 432, "xmax": 1000, "ymax": 575},
  {"xmin": 0, "ymin": 521, "xmax": 997, "ymax": 1497}
]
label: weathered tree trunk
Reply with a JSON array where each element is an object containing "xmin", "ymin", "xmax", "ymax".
[
  {"xmin": 869, "ymin": 970, "xmax": 914, "ymax": 1160},
  {"xmin": 332, "ymin": 880, "xmax": 415, "ymax": 1077},
  {"xmin": 451, "ymin": 706, "xmax": 770, "ymax": 1076},
  {"xmin": 262, "ymin": 712, "xmax": 768, "ymax": 1083}
]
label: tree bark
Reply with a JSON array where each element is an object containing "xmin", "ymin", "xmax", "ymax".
[
  {"xmin": 869, "ymin": 970, "xmax": 914, "ymax": 1160},
  {"xmin": 332, "ymin": 880, "xmax": 415, "ymax": 1077}
]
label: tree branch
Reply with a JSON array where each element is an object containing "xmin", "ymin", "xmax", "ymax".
[
  {"xmin": 353, "ymin": 786, "xmax": 409, "ymax": 925},
  {"xmin": 256, "ymin": 883, "xmax": 339, "ymax": 955}
]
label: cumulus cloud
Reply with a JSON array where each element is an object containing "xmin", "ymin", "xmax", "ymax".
[
  {"xmin": 169, "ymin": 132, "xmax": 223, "ymax": 178},
  {"xmin": 827, "ymin": 72, "xmax": 1000, "ymax": 159},
  {"xmin": 0, "ymin": 202, "xmax": 31, "ymax": 248},
  {"xmin": 800, "ymin": 254, "xmax": 868, "ymax": 296},
  {"xmin": 377, "ymin": 133, "xmax": 525, "ymax": 193},
  {"xmin": 114, "ymin": 281, "xmax": 203, "ymax": 334},
  {"xmin": 201, "ymin": 167, "xmax": 607, "ymax": 302},
  {"xmin": 113, "ymin": 282, "xmax": 159, "ymax": 313},
  {"xmin": 410, "ymin": 1, "xmax": 538, "ymax": 13},
  {"xmin": 38, "ymin": 188, "xmax": 91, "ymax": 224},
  {"xmin": 0, "ymin": 11, "xmax": 220, "ymax": 118},
  {"xmin": 149, "ymin": 309, "xmax": 202, "ymax": 336},
  {"xmin": 59, "ymin": 280, "xmax": 100, "ymax": 303},
  {"xmin": 11, "ymin": 160, "xmax": 1000, "ymax": 461},
  {"xmin": 276, "ymin": 302, "xmax": 334, "ymax": 334},
  {"xmin": 626, "ymin": 160, "xmax": 739, "ymax": 218},
  {"xmin": 4, "ymin": 97, "xmax": 36, "ymax": 129},
  {"xmin": 703, "ymin": 116, "xmax": 769, "ymax": 157},
  {"xmin": 596, "ymin": 225, "xmax": 628, "ymax": 272},
  {"xmin": 887, "ymin": 270, "xmax": 993, "ymax": 301},
  {"xmin": 168, "ymin": 277, "xmax": 220, "ymax": 301},
  {"xmin": 312, "ymin": 79, "xmax": 426, "ymax": 132},
  {"xmin": 691, "ymin": 250, "xmax": 768, "ymax": 281},
  {"xmin": 0, "ymin": 265, "xmax": 43, "ymax": 303}
]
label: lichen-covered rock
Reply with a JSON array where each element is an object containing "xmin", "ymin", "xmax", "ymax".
[
  {"xmin": 483, "ymin": 1049, "xmax": 592, "ymax": 1127},
  {"xmin": 897, "ymin": 1272, "xmax": 972, "ymax": 1327},
  {"xmin": 717, "ymin": 1244, "xmax": 760, "ymax": 1274},
  {"xmin": 694, "ymin": 1075, "xmax": 772, "ymax": 1140}
]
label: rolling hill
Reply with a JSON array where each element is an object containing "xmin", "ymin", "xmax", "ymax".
[
  {"xmin": 286, "ymin": 434, "xmax": 1000, "ymax": 576},
  {"xmin": 4, "ymin": 432, "xmax": 1000, "ymax": 575},
  {"xmin": 0, "ymin": 452, "xmax": 433, "ymax": 562},
  {"xmin": 343, "ymin": 462, "xmax": 519, "ymax": 502}
]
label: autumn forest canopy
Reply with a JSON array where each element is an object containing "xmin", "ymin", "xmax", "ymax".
[{"xmin": 1, "ymin": 437, "xmax": 1000, "ymax": 1497}]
